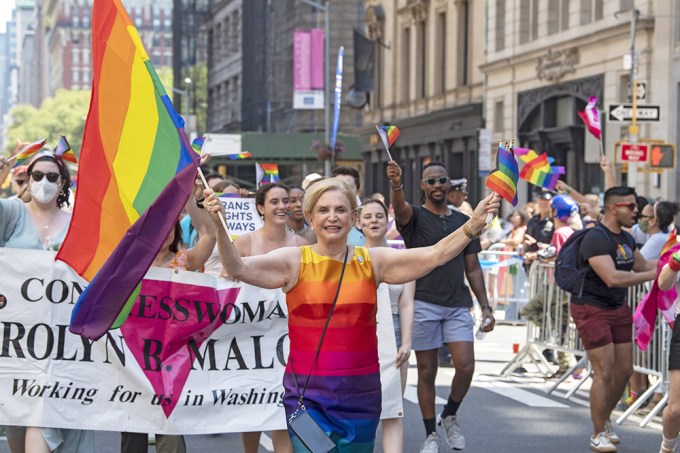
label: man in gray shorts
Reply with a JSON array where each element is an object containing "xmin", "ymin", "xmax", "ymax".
[{"xmin": 387, "ymin": 160, "xmax": 495, "ymax": 452}]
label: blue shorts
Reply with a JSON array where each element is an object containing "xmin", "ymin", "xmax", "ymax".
[
  {"xmin": 412, "ymin": 300, "xmax": 474, "ymax": 351},
  {"xmin": 392, "ymin": 313, "xmax": 402, "ymax": 349}
]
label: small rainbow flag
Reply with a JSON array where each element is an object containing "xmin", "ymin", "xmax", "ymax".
[
  {"xmin": 54, "ymin": 135, "xmax": 77, "ymax": 164},
  {"xmin": 377, "ymin": 125, "xmax": 400, "ymax": 149},
  {"xmin": 191, "ymin": 137, "xmax": 204, "ymax": 154},
  {"xmin": 485, "ymin": 141, "xmax": 519, "ymax": 206},
  {"xmin": 514, "ymin": 147, "xmax": 565, "ymax": 191},
  {"xmin": 256, "ymin": 162, "xmax": 279, "ymax": 184},
  {"xmin": 227, "ymin": 151, "xmax": 252, "ymax": 160},
  {"xmin": 661, "ymin": 228, "xmax": 678, "ymax": 256},
  {"xmin": 12, "ymin": 139, "xmax": 47, "ymax": 167}
]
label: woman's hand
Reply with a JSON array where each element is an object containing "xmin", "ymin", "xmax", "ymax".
[
  {"xmin": 469, "ymin": 193, "xmax": 501, "ymax": 234},
  {"xmin": 0, "ymin": 155, "xmax": 9, "ymax": 169},
  {"xmin": 193, "ymin": 179, "xmax": 205, "ymax": 200},
  {"xmin": 204, "ymin": 189, "xmax": 225, "ymax": 221},
  {"xmin": 396, "ymin": 343, "xmax": 411, "ymax": 368},
  {"xmin": 599, "ymin": 155, "xmax": 610, "ymax": 172}
]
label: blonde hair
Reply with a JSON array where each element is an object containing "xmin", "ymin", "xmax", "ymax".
[{"xmin": 303, "ymin": 178, "xmax": 357, "ymax": 216}]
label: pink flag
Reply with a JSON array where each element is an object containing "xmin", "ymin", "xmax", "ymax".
[{"xmin": 578, "ymin": 96, "xmax": 602, "ymax": 140}]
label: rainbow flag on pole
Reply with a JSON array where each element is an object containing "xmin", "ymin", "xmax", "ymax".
[
  {"xmin": 56, "ymin": 0, "xmax": 199, "ymax": 340},
  {"xmin": 54, "ymin": 135, "xmax": 78, "ymax": 164},
  {"xmin": 485, "ymin": 141, "xmax": 519, "ymax": 206},
  {"xmin": 377, "ymin": 125, "xmax": 400, "ymax": 149},
  {"xmin": 12, "ymin": 139, "xmax": 47, "ymax": 167},
  {"xmin": 514, "ymin": 147, "xmax": 565, "ymax": 191},
  {"xmin": 227, "ymin": 151, "xmax": 252, "ymax": 160},
  {"xmin": 256, "ymin": 162, "xmax": 280, "ymax": 184}
]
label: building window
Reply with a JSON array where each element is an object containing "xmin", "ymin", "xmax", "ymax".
[
  {"xmin": 82, "ymin": 48, "xmax": 90, "ymax": 65},
  {"xmin": 72, "ymin": 10, "xmax": 80, "ymax": 28},
  {"xmin": 548, "ymin": 0, "xmax": 569, "ymax": 33},
  {"xmin": 562, "ymin": 0, "xmax": 570, "ymax": 30},
  {"xmin": 83, "ymin": 68, "xmax": 90, "ymax": 86},
  {"xmin": 435, "ymin": 12, "xmax": 446, "ymax": 95},
  {"xmin": 494, "ymin": 100, "xmax": 504, "ymax": 132},
  {"xmin": 620, "ymin": 0, "xmax": 634, "ymax": 10},
  {"xmin": 456, "ymin": 1, "xmax": 469, "ymax": 86},
  {"xmin": 72, "ymin": 68, "xmax": 80, "ymax": 84},
  {"xmin": 401, "ymin": 27, "xmax": 410, "ymax": 103},
  {"xmin": 594, "ymin": 0, "xmax": 603, "ymax": 20},
  {"xmin": 495, "ymin": 0, "xmax": 505, "ymax": 51},
  {"xmin": 416, "ymin": 20, "xmax": 426, "ymax": 99},
  {"xmin": 72, "ymin": 47, "xmax": 80, "ymax": 64},
  {"xmin": 373, "ymin": 39, "xmax": 382, "ymax": 109}
]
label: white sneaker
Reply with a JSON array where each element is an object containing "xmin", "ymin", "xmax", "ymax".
[
  {"xmin": 419, "ymin": 432, "xmax": 442, "ymax": 453},
  {"xmin": 437, "ymin": 413, "xmax": 466, "ymax": 450},
  {"xmin": 660, "ymin": 445, "xmax": 677, "ymax": 453},
  {"xmin": 604, "ymin": 420, "xmax": 620, "ymax": 444},
  {"xmin": 590, "ymin": 432, "xmax": 617, "ymax": 452}
]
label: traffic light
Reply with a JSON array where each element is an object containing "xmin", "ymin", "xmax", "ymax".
[{"xmin": 649, "ymin": 144, "xmax": 676, "ymax": 169}]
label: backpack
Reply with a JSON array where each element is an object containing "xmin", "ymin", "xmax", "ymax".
[{"xmin": 554, "ymin": 225, "xmax": 610, "ymax": 297}]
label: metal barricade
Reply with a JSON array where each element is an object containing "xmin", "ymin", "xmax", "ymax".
[
  {"xmin": 478, "ymin": 248, "xmax": 527, "ymax": 321},
  {"xmin": 616, "ymin": 283, "xmax": 669, "ymax": 427},
  {"xmin": 500, "ymin": 260, "xmax": 670, "ymax": 428},
  {"xmin": 500, "ymin": 261, "xmax": 587, "ymax": 392}
]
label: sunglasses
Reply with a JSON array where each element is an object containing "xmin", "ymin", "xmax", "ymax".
[
  {"xmin": 613, "ymin": 202, "xmax": 637, "ymax": 211},
  {"xmin": 422, "ymin": 176, "xmax": 450, "ymax": 186},
  {"xmin": 30, "ymin": 171, "xmax": 61, "ymax": 183}
]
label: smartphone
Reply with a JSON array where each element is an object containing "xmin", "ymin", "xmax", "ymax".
[{"xmin": 289, "ymin": 410, "xmax": 335, "ymax": 453}]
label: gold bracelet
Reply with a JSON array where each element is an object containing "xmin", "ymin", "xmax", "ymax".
[{"xmin": 463, "ymin": 222, "xmax": 481, "ymax": 240}]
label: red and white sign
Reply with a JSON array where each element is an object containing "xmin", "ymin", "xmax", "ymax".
[{"xmin": 620, "ymin": 143, "xmax": 649, "ymax": 162}]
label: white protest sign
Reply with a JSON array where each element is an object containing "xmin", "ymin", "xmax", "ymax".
[
  {"xmin": 0, "ymin": 248, "xmax": 402, "ymax": 434},
  {"xmin": 217, "ymin": 195, "xmax": 263, "ymax": 236},
  {"xmin": 201, "ymin": 134, "xmax": 242, "ymax": 157}
]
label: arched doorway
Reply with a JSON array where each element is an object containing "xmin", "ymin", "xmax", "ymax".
[{"xmin": 517, "ymin": 75, "xmax": 604, "ymax": 198}]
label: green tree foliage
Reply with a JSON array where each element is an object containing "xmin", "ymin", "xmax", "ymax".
[{"xmin": 4, "ymin": 89, "xmax": 91, "ymax": 156}]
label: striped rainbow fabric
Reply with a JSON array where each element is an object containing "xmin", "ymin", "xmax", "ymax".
[
  {"xmin": 376, "ymin": 125, "xmax": 400, "ymax": 149},
  {"xmin": 485, "ymin": 141, "xmax": 519, "ymax": 206},
  {"xmin": 283, "ymin": 246, "xmax": 381, "ymax": 450},
  {"xmin": 54, "ymin": 135, "xmax": 78, "ymax": 164},
  {"xmin": 12, "ymin": 139, "xmax": 47, "ymax": 167},
  {"xmin": 227, "ymin": 151, "xmax": 252, "ymax": 160},
  {"xmin": 56, "ymin": 0, "xmax": 195, "ymax": 282}
]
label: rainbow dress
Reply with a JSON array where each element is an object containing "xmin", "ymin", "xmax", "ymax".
[{"xmin": 284, "ymin": 246, "xmax": 381, "ymax": 452}]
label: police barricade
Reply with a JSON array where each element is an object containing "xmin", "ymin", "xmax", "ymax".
[
  {"xmin": 500, "ymin": 261, "xmax": 587, "ymax": 390},
  {"xmin": 616, "ymin": 283, "xmax": 669, "ymax": 428},
  {"xmin": 500, "ymin": 260, "xmax": 669, "ymax": 427},
  {"xmin": 478, "ymin": 248, "xmax": 528, "ymax": 322}
]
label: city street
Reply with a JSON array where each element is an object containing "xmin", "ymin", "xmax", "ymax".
[{"xmin": 0, "ymin": 324, "xmax": 663, "ymax": 452}]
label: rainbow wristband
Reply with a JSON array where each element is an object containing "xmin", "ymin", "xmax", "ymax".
[{"xmin": 669, "ymin": 255, "xmax": 680, "ymax": 272}]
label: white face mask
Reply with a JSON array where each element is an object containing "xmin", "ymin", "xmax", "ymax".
[{"xmin": 30, "ymin": 179, "xmax": 61, "ymax": 204}]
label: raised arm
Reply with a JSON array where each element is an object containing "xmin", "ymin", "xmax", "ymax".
[
  {"xmin": 600, "ymin": 155, "xmax": 616, "ymax": 190},
  {"xmin": 370, "ymin": 193, "xmax": 500, "ymax": 284},
  {"xmin": 386, "ymin": 160, "xmax": 413, "ymax": 227},
  {"xmin": 204, "ymin": 189, "xmax": 300, "ymax": 290}
]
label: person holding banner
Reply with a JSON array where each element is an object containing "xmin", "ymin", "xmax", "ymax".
[
  {"xmin": 0, "ymin": 151, "xmax": 94, "ymax": 453},
  {"xmin": 204, "ymin": 178, "xmax": 500, "ymax": 451},
  {"xmin": 360, "ymin": 198, "xmax": 415, "ymax": 453},
  {"xmin": 233, "ymin": 182, "xmax": 309, "ymax": 453}
]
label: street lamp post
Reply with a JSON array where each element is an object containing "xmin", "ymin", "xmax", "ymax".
[
  {"xmin": 184, "ymin": 77, "xmax": 192, "ymax": 117},
  {"xmin": 300, "ymin": 0, "xmax": 331, "ymax": 176}
]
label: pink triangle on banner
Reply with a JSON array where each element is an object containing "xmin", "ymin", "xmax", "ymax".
[{"xmin": 121, "ymin": 279, "xmax": 241, "ymax": 417}]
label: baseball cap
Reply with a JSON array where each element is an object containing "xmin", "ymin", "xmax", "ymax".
[{"xmin": 552, "ymin": 194, "xmax": 578, "ymax": 221}]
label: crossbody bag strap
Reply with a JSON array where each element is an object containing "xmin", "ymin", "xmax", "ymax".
[{"xmin": 290, "ymin": 246, "xmax": 350, "ymax": 407}]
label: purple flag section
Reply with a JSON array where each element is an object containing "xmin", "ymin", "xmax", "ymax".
[{"xmin": 69, "ymin": 138, "xmax": 199, "ymax": 340}]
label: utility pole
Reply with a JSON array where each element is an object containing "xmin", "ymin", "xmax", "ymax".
[
  {"xmin": 627, "ymin": 8, "xmax": 640, "ymax": 187},
  {"xmin": 300, "ymin": 0, "xmax": 331, "ymax": 176}
]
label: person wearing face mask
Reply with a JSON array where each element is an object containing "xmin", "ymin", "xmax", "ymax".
[
  {"xmin": 0, "ymin": 150, "xmax": 95, "ymax": 453},
  {"xmin": 639, "ymin": 200, "xmax": 679, "ymax": 262}
]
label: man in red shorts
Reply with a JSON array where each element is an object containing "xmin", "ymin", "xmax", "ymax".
[{"xmin": 570, "ymin": 186, "xmax": 656, "ymax": 452}]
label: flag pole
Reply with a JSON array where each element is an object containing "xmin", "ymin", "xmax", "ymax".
[{"xmin": 197, "ymin": 167, "xmax": 234, "ymax": 243}]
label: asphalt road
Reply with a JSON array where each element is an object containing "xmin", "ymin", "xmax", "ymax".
[{"xmin": 0, "ymin": 324, "xmax": 665, "ymax": 452}]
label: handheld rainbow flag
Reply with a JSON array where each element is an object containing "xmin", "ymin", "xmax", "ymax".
[
  {"xmin": 56, "ymin": 0, "xmax": 199, "ymax": 340},
  {"xmin": 485, "ymin": 141, "xmax": 519, "ymax": 206},
  {"xmin": 191, "ymin": 136, "xmax": 204, "ymax": 154},
  {"xmin": 514, "ymin": 147, "xmax": 566, "ymax": 191},
  {"xmin": 227, "ymin": 151, "xmax": 252, "ymax": 160},
  {"xmin": 578, "ymin": 96, "xmax": 601, "ymax": 140},
  {"xmin": 11, "ymin": 139, "xmax": 47, "ymax": 167},
  {"xmin": 376, "ymin": 125, "xmax": 400, "ymax": 161},
  {"xmin": 54, "ymin": 135, "xmax": 78, "ymax": 164},
  {"xmin": 661, "ymin": 228, "xmax": 678, "ymax": 256},
  {"xmin": 256, "ymin": 162, "xmax": 279, "ymax": 185}
]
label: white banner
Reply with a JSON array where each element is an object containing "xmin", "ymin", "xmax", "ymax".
[{"xmin": 0, "ymin": 249, "xmax": 401, "ymax": 434}]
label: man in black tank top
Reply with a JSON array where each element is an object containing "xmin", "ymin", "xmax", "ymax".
[{"xmin": 387, "ymin": 160, "xmax": 494, "ymax": 452}]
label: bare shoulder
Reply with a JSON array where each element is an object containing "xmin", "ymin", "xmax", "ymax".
[{"xmin": 234, "ymin": 232, "xmax": 253, "ymax": 257}]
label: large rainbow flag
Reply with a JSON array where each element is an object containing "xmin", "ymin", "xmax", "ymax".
[
  {"xmin": 56, "ymin": 0, "xmax": 199, "ymax": 340},
  {"xmin": 485, "ymin": 141, "xmax": 519, "ymax": 206}
]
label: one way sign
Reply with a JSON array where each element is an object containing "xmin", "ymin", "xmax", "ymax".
[{"xmin": 608, "ymin": 103, "xmax": 660, "ymax": 122}]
